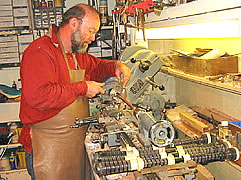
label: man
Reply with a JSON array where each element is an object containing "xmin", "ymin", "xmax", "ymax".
[{"xmin": 19, "ymin": 3, "xmax": 131, "ymax": 180}]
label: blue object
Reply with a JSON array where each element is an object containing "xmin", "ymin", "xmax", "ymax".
[
  {"xmin": 229, "ymin": 121, "xmax": 241, "ymax": 128},
  {"xmin": 0, "ymin": 84, "xmax": 21, "ymax": 98},
  {"xmin": 9, "ymin": 152, "xmax": 16, "ymax": 170}
]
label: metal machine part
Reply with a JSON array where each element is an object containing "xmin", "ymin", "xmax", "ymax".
[
  {"xmin": 92, "ymin": 135, "xmax": 240, "ymax": 177},
  {"xmin": 149, "ymin": 120, "xmax": 175, "ymax": 147},
  {"xmin": 93, "ymin": 146, "xmax": 239, "ymax": 176},
  {"xmin": 99, "ymin": 131, "xmax": 135, "ymax": 149},
  {"xmin": 92, "ymin": 78, "xmax": 126, "ymax": 120},
  {"xmin": 89, "ymin": 45, "xmax": 166, "ymax": 127},
  {"xmin": 135, "ymin": 90, "xmax": 165, "ymax": 119},
  {"xmin": 102, "ymin": 89, "xmax": 174, "ymax": 148},
  {"xmin": 70, "ymin": 116, "xmax": 99, "ymax": 128},
  {"xmin": 136, "ymin": 110, "xmax": 175, "ymax": 147},
  {"xmin": 99, "ymin": 78, "xmax": 124, "ymax": 104},
  {"xmin": 119, "ymin": 45, "xmax": 166, "ymax": 119},
  {"xmin": 93, "ymin": 136, "xmax": 233, "ymax": 162}
]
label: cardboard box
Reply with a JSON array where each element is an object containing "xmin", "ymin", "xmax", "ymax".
[{"xmin": 171, "ymin": 55, "xmax": 238, "ymax": 77}]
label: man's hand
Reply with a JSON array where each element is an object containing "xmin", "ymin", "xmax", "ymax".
[
  {"xmin": 115, "ymin": 61, "xmax": 131, "ymax": 87},
  {"xmin": 86, "ymin": 81, "xmax": 105, "ymax": 98}
]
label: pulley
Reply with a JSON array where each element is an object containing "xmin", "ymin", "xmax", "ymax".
[{"xmin": 149, "ymin": 120, "xmax": 175, "ymax": 147}]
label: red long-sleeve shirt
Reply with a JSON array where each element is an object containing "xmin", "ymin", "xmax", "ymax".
[{"xmin": 19, "ymin": 25, "xmax": 117, "ymax": 153}]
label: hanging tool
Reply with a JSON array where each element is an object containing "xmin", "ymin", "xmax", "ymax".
[{"xmin": 139, "ymin": 9, "xmax": 146, "ymax": 41}]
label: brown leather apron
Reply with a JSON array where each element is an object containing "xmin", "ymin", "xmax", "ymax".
[{"xmin": 31, "ymin": 33, "xmax": 90, "ymax": 180}]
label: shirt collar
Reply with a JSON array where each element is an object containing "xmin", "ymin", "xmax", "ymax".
[{"xmin": 46, "ymin": 24, "xmax": 60, "ymax": 48}]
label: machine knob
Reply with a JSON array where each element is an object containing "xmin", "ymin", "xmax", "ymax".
[
  {"xmin": 159, "ymin": 85, "xmax": 165, "ymax": 91},
  {"xmin": 100, "ymin": 134, "xmax": 108, "ymax": 149},
  {"xmin": 139, "ymin": 61, "xmax": 150, "ymax": 72},
  {"xmin": 130, "ymin": 58, "xmax": 136, "ymax": 63}
]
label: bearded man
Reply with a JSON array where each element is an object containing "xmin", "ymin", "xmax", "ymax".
[{"xmin": 19, "ymin": 4, "xmax": 131, "ymax": 180}]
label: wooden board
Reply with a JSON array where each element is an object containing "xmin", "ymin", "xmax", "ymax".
[
  {"xmin": 196, "ymin": 164, "xmax": 214, "ymax": 180},
  {"xmin": 180, "ymin": 112, "xmax": 209, "ymax": 133},
  {"xmin": 192, "ymin": 106, "xmax": 238, "ymax": 123}
]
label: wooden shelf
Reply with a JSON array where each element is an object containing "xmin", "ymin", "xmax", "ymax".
[
  {"xmin": 0, "ymin": 168, "xmax": 27, "ymax": 174},
  {"xmin": 162, "ymin": 67, "xmax": 241, "ymax": 95},
  {"xmin": 0, "ymin": 143, "xmax": 22, "ymax": 149}
]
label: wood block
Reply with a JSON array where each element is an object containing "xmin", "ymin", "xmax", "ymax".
[
  {"xmin": 191, "ymin": 106, "xmax": 238, "ymax": 123},
  {"xmin": 179, "ymin": 112, "xmax": 209, "ymax": 133},
  {"xmin": 171, "ymin": 55, "xmax": 238, "ymax": 77},
  {"xmin": 196, "ymin": 164, "xmax": 214, "ymax": 180}
]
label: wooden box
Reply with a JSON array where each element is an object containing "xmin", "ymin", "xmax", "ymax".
[{"xmin": 171, "ymin": 55, "xmax": 238, "ymax": 77}]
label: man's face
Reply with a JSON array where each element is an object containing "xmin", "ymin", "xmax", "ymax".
[
  {"xmin": 71, "ymin": 25, "xmax": 90, "ymax": 54},
  {"xmin": 71, "ymin": 13, "xmax": 100, "ymax": 54}
]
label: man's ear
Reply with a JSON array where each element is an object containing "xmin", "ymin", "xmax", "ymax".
[{"xmin": 69, "ymin": 18, "xmax": 80, "ymax": 32}]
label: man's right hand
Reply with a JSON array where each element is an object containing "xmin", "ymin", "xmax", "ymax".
[{"xmin": 85, "ymin": 81, "xmax": 105, "ymax": 98}]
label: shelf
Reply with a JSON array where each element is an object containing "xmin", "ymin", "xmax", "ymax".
[
  {"xmin": 0, "ymin": 168, "xmax": 27, "ymax": 174},
  {"xmin": 0, "ymin": 102, "xmax": 20, "ymax": 123},
  {"xmin": 32, "ymin": 7, "xmax": 64, "ymax": 10},
  {"xmin": 0, "ymin": 143, "xmax": 22, "ymax": 149},
  {"xmin": 162, "ymin": 67, "xmax": 241, "ymax": 95},
  {"xmin": 100, "ymin": 25, "xmax": 113, "ymax": 30}
]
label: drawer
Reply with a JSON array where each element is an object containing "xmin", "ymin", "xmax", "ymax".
[
  {"xmin": 18, "ymin": 34, "xmax": 33, "ymax": 43},
  {"xmin": 0, "ymin": 35, "xmax": 17, "ymax": 42},
  {"xmin": 0, "ymin": 57, "xmax": 19, "ymax": 64},
  {"xmin": 0, "ymin": 47, "xmax": 18, "ymax": 54},
  {"xmin": 13, "ymin": 7, "xmax": 28, "ymax": 17},
  {"xmin": 0, "ymin": 41, "xmax": 18, "ymax": 48},
  {"xmin": 0, "ymin": 52, "xmax": 19, "ymax": 59}
]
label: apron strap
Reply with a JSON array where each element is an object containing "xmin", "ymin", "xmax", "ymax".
[{"xmin": 56, "ymin": 32, "xmax": 80, "ymax": 70}]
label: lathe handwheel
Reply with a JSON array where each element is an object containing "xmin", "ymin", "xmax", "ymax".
[{"xmin": 149, "ymin": 120, "xmax": 175, "ymax": 147}]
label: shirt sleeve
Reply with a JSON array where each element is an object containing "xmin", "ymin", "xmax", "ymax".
[
  {"xmin": 83, "ymin": 54, "xmax": 117, "ymax": 82},
  {"xmin": 20, "ymin": 47, "xmax": 87, "ymax": 111}
]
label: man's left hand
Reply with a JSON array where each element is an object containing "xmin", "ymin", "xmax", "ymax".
[{"xmin": 115, "ymin": 61, "xmax": 131, "ymax": 88}]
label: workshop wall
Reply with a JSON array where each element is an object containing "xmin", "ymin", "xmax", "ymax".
[
  {"xmin": 147, "ymin": 38, "xmax": 241, "ymax": 120},
  {"xmin": 65, "ymin": 0, "xmax": 88, "ymax": 11},
  {"xmin": 175, "ymin": 78, "xmax": 241, "ymax": 119},
  {"xmin": 0, "ymin": 68, "xmax": 20, "ymax": 87},
  {"xmin": 65, "ymin": 0, "xmax": 115, "ymax": 16}
]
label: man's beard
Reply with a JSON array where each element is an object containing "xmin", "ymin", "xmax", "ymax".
[{"xmin": 71, "ymin": 27, "xmax": 90, "ymax": 54}]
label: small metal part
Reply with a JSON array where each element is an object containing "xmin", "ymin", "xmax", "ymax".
[
  {"xmin": 70, "ymin": 116, "xmax": 99, "ymax": 128},
  {"xmin": 145, "ymin": 76, "xmax": 165, "ymax": 91},
  {"xmin": 149, "ymin": 120, "xmax": 175, "ymax": 147}
]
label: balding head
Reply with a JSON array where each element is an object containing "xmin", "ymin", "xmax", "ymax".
[
  {"xmin": 76, "ymin": 3, "xmax": 99, "ymax": 15},
  {"xmin": 59, "ymin": 3, "xmax": 99, "ymax": 27}
]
